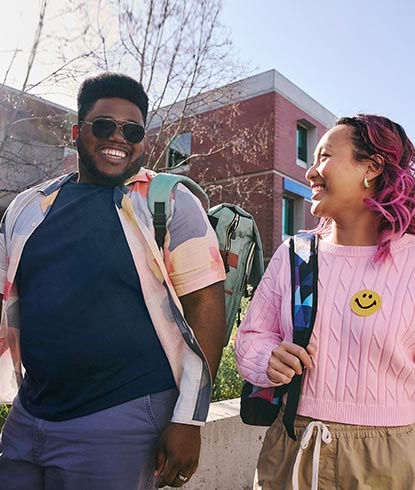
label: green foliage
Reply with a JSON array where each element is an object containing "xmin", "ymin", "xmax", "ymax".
[
  {"xmin": 212, "ymin": 297, "xmax": 251, "ymax": 402},
  {"xmin": 0, "ymin": 404, "xmax": 10, "ymax": 430},
  {"xmin": 212, "ymin": 342, "xmax": 243, "ymax": 402}
]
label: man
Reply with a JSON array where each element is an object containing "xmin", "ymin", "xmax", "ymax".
[{"xmin": 0, "ymin": 72, "xmax": 226, "ymax": 489}]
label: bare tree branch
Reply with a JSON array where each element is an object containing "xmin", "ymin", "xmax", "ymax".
[{"xmin": 1, "ymin": 0, "xmax": 253, "ymax": 213}]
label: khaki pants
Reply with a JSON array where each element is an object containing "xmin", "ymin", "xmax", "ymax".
[{"xmin": 254, "ymin": 409, "xmax": 415, "ymax": 490}]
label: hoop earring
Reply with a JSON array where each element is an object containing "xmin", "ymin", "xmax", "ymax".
[{"xmin": 363, "ymin": 177, "xmax": 370, "ymax": 189}]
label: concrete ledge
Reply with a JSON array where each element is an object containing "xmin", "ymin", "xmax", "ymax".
[{"xmin": 168, "ymin": 398, "xmax": 267, "ymax": 490}]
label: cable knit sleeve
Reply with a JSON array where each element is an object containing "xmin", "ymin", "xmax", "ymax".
[{"xmin": 235, "ymin": 240, "xmax": 292, "ymax": 387}]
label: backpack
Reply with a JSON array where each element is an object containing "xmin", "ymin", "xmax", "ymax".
[
  {"xmin": 147, "ymin": 173, "xmax": 264, "ymax": 345},
  {"xmin": 239, "ymin": 232, "xmax": 318, "ymax": 440}
]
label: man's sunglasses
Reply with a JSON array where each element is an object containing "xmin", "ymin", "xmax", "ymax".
[{"xmin": 82, "ymin": 117, "xmax": 145, "ymax": 144}]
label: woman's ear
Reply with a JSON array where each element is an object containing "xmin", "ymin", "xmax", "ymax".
[
  {"xmin": 366, "ymin": 154, "xmax": 384, "ymax": 181},
  {"xmin": 72, "ymin": 124, "xmax": 80, "ymax": 144}
]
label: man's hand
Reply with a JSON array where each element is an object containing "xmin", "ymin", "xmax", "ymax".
[
  {"xmin": 266, "ymin": 341, "xmax": 317, "ymax": 384},
  {"xmin": 154, "ymin": 423, "xmax": 201, "ymax": 488}
]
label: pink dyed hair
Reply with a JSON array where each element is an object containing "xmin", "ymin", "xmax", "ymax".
[{"xmin": 313, "ymin": 114, "xmax": 415, "ymax": 262}]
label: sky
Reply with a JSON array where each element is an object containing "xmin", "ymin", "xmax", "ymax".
[
  {"xmin": 1, "ymin": 0, "xmax": 415, "ymax": 141},
  {"xmin": 222, "ymin": 0, "xmax": 415, "ymax": 141}
]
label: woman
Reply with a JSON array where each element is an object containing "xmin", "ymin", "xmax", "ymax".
[{"xmin": 235, "ymin": 114, "xmax": 415, "ymax": 490}]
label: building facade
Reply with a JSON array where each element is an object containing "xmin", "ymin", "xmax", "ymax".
[
  {"xmin": 148, "ymin": 70, "xmax": 336, "ymax": 261},
  {"xmin": 1, "ymin": 71, "xmax": 335, "ymax": 259},
  {"xmin": 0, "ymin": 85, "xmax": 77, "ymax": 216}
]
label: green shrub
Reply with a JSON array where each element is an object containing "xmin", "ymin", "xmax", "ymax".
[
  {"xmin": 0, "ymin": 404, "xmax": 10, "ymax": 430},
  {"xmin": 212, "ymin": 297, "xmax": 250, "ymax": 402},
  {"xmin": 212, "ymin": 342, "xmax": 243, "ymax": 402}
]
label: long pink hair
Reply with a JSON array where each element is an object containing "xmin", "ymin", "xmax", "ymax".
[{"xmin": 313, "ymin": 114, "xmax": 415, "ymax": 262}]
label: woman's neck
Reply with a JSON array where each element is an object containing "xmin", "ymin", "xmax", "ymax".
[{"xmin": 326, "ymin": 216, "xmax": 379, "ymax": 246}]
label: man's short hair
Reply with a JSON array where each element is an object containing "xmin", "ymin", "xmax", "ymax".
[{"xmin": 77, "ymin": 72, "xmax": 149, "ymax": 124}]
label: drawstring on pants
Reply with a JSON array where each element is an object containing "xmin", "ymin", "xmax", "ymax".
[{"xmin": 292, "ymin": 421, "xmax": 332, "ymax": 490}]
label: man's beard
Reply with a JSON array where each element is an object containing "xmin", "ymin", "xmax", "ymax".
[{"xmin": 77, "ymin": 138, "xmax": 145, "ymax": 186}]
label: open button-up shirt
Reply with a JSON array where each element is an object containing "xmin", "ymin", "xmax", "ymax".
[{"xmin": 0, "ymin": 168, "xmax": 225, "ymax": 425}]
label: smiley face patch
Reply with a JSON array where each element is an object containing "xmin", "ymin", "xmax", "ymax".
[{"xmin": 350, "ymin": 290, "xmax": 382, "ymax": 316}]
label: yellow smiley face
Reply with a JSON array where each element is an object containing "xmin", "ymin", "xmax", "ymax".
[{"xmin": 350, "ymin": 290, "xmax": 382, "ymax": 316}]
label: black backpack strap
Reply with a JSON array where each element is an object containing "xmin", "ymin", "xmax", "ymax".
[
  {"xmin": 283, "ymin": 233, "xmax": 318, "ymax": 440},
  {"xmin": 153, "ymin": 201, "xmax": 167, "ymax": 249}
]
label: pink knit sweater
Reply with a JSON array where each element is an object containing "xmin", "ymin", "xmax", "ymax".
[{"xmin": 235, "ymin": 234, "xmax": 415, "ymax": 426}]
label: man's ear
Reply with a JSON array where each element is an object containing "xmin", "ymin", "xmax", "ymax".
[{"xmin": 72, "ymin": 124, "xmax": 80, "ymax": 144}]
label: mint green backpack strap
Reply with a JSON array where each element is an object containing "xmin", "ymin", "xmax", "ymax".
[
  {"xmin": 248, "ymin": 212, "xmax": 264, "ymax": 288},
  {"xmin": 147, "ymin": 173, "xmax": 210, "ymax": 249}
]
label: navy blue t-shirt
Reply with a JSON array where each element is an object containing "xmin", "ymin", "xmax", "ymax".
[{"xmin": 15, "ymin": 180, "xmax": 176, "ymax": 421}]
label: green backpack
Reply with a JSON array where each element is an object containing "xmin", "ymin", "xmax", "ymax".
[{"xmin": 147, "ymin": 173, "xmax": 264, "ymax": 345}]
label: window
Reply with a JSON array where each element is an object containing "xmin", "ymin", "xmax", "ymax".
[
  {"xmin": 296, "ymin": 119, "xmax": 317, "ymax": 169},
  {"xmin": 282, "ymin": 179, "xmax": 311, "ymax": 240},
  {"xmin": 296, "ymin": 124, "xmax": 307, "ymax": 163},
  {"xmin": 167, "ymin": 132, "xmax": 191, "ymax": 168},
  {"xmin": 282, "ymin": 196, "xmax": 295, "ymax": 238}
]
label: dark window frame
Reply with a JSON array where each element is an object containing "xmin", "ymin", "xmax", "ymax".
[
  {"xmin": 282, "ymin": 195, "xmax": 295, "ymax": 237},
  {"xmin": 296, "ymin": 124, "xmax": 308, "ymax": 163}
]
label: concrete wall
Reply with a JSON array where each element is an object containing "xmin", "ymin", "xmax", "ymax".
[{"xmin": 167, "ymin": 398, "xmax": 267, "ymax": 490}]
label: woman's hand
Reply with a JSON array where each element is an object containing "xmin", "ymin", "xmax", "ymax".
[{"xmin": 266, "ymin": 341, "xmax": 317, "ymax": 384}]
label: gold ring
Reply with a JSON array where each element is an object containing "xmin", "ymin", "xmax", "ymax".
[{"xmin": 177, "ymin": 474, "xmax": 189, "ymax": 482}]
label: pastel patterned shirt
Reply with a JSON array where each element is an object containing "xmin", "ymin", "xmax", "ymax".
[{"xmin": 0, "ymin": 168, "xmax": 226, "ymax": 425}]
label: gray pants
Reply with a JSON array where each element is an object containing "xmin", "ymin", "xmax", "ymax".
[{"xmin": 0, "ymin": 389, "xmax": 178, "ymax": 490}]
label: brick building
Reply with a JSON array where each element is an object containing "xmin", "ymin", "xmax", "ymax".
[
  {"xmin": 1, "ymin": 71, "xmax": 335, "ymax": 259},
  {"xmin": 0, "ymin": 85, "xmax": 77, "ymax": 216},
  {"xmin": 148, "ymin": 70, "xmax": 336, "ymax": 261}
]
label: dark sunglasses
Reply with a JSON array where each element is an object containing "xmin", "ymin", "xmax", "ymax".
[{"xmin": 82, "ymin": 117, "xmax": 145, "ymax": 144}]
